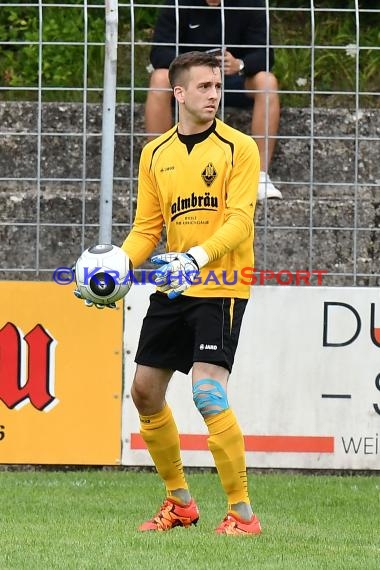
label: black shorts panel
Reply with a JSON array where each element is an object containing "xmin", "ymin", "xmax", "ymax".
[
  {"xmin": 223, "ymin": 75, "xmax": 253, "ymax": 108},
  {"xmin": 135, "ymin": 293, "xmax": 247, "ymax": 374}
]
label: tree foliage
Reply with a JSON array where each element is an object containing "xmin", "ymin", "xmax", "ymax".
[{"xmin": 0, "ymin": 1, "xmax": 378, "ymax": 105}]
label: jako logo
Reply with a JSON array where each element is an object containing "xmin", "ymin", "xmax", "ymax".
[
  {"xmin": 199, "ymin": 344, "xmax": 218, "ymax": 350},
  {"xmin": 323, "ymin": 302, "xmax": 380, "ymax": 347},
  {"xmin": 0, "ymin": 322, "xmax": 58, "ymax": 411}
]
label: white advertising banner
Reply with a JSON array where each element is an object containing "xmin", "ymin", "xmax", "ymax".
[{"xmin": 122, "ymin": 285, "xmax": 380, "ymax": 470}]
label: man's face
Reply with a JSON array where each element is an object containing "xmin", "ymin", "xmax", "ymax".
[
  {"xmin": 175, "ymin": 65, "xmax": 222, "ymax": 126},
  {"xmin": 205, "ymin": 1, "xmax": 221, "ymax": 6}
]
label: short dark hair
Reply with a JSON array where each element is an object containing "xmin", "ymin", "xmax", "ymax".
[{"xmin": 168, "ymin": 51, "xmax": 221, "ymax": 88}]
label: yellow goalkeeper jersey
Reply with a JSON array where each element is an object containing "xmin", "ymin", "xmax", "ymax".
[{"xmin": 122, "ymin": 118, "xmax": 259, "ymax": 299}]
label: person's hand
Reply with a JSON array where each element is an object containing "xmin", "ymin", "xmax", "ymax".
[
  {"xmin": 150, "ymin": 252, "xmax": 200, "ymax": 299},
  {"xmin": 217, "ymin": 50, "xmax": 241, "ymax": 76},
  {"xmin": 73, "ymin": 288, "xmax": 116, "ymax": 309}
]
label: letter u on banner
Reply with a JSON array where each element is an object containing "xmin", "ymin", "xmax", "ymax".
[{"xmin": 0, "ymin": 322, "xmax": 57, "ymax": 411}]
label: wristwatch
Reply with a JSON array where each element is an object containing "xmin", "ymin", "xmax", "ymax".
[{"xmin": 238, "ymin": 59, "xmax": 245, "ymax": 75}]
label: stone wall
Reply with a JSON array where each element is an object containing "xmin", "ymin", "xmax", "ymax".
[{"xmin": 0, "ymin": 102, "xmax": 379, "ymax": 285}]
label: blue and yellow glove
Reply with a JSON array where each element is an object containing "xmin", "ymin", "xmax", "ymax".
[{"xmin": 151, "ymin": 246, "xmax": 209, "ymax": 299}]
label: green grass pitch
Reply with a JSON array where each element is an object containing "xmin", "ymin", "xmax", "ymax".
[{"xmin": 0, "ymin": 469, "xmax": 379, "ymax": 569}]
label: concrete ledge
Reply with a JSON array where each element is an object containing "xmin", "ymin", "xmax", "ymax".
[{"xmin": 0, "ymin": 103, "xmax": 379, "ymax": 285}]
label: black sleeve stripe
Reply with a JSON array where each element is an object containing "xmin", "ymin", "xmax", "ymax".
[
  {"xmin": 213, "ymin": 131, "xmax": 235, "ymax": 166},
  {"xmin": 149, "ymin": 130, "xmax": 177, "ymax": 171}
]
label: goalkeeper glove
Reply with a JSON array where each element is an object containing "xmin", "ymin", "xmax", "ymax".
[
  {"xmin": 73, "ymin": 288, "xmax": 116, "ymax": 309},
  {"xmin": 151, "ymin": 246, "xmax": 209, "ymax": 299}
]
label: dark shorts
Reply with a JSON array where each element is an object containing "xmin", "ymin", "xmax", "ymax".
[
  {"xmin": 223, "ymin": 75, "xmax": 253, "ymax": 108},
  {"xmin": 135, "ymin": 292, "xmax": 248, "ymax": 375}
]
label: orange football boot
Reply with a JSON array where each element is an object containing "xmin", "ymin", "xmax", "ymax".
[
  {"xmin": 138, "ymin": 498, "xmax": 199, "ymax": 532},
  {"xmin": 215, "ymin": 513, "xmax": 262, "ymax": 535}
]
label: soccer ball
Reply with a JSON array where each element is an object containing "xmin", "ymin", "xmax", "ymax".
[{"xmin": 75, "ymin": 244, "xmax": 132, "ymax": 305}]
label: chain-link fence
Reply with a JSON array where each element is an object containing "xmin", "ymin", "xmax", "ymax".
[{"xmin": 0, "ymin": 1, "xmax": 379, "ymax": 285}]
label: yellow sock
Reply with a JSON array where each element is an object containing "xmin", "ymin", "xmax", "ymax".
[
  {"xmin": 205, "ymin": 408, "xmax": 250, "ymax": 505},
  {"xmin": 139, "ymin": 403, "xmax": 188, "ymax": 494}
]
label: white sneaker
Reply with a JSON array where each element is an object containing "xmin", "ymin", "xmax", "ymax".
[{"xmin": 258, "ymin": 171, "xmax": 283, "ymax": 201}]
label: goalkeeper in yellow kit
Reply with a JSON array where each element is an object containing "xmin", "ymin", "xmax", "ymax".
[{"xmin": 122, "ymin": 51, "xmax": 261, "ymax": 535}]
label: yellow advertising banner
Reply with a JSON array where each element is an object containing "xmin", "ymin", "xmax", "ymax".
[{"xmin": 0, "ymin": 282, "xmax": 123, "ymax": 465}]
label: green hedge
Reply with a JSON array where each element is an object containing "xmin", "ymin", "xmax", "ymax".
[{"xmin": 0, "ymin": 0, "xmax": 378, "ymax": 106}]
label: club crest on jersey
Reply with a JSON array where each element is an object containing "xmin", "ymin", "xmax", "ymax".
[{"xmin": 201, "ymin": 162, "xmax": 217, "ymax": 187}]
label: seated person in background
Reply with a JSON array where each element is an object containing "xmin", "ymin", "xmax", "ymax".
[{"xmin": 145, "ymin": 0, "xmax": 282, "ymax": 200}]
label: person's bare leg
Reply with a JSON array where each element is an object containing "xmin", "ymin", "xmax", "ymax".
[
  {"xmin": 246, "ymin": 71, "xmax": 280, "ymax": 171},
  {"xmin": 144, "ymin": 69, "xmax": 173, "ymax": 139},
  {"xmin": 192, "ymin": 362, "xmax": 257, "ymax": 527},
  {"xmin": 131, "ymin": 364, "xmax": 172, "ymax": 415},
  {"xmin": 132, "ymin": 364, "xmax": 193, "ymax": 520},
  {"xmin": 245, "ymin": 72, "xmax": 282, "ymax": 199}
]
